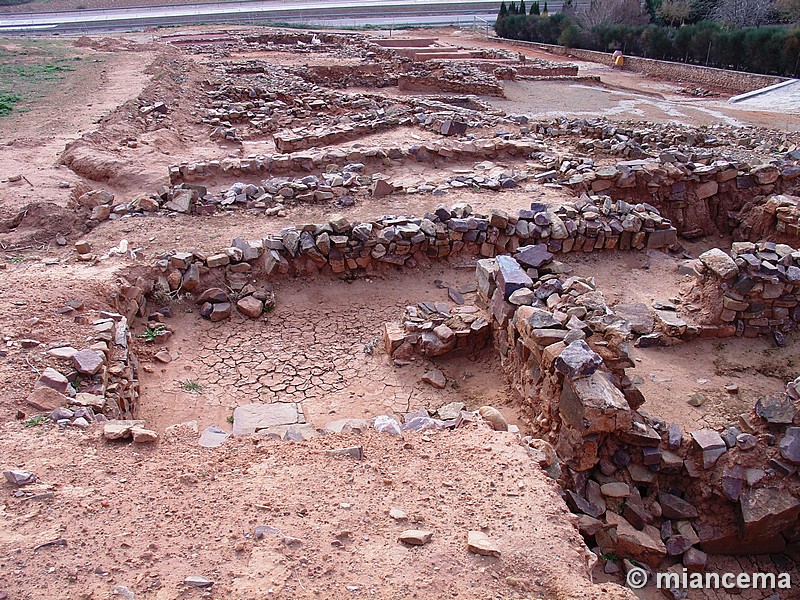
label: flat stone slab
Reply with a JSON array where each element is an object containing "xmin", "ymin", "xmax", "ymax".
[
  {"xmin": 233, "ymin": 403, "xmax": 301, "ymax": 436},
  {"xmin": 494, "ymin": 255, "xmax": 532, "ymax": 299},
  {"xmin": 613, "ymin": 303, "xmax": 655, "ymax": 334},
  {"xmin": 756, "ymin": 393, "xmax": 797, "ymax": 424},
  {"xmin": 199, "ymin": 425, "xmax": 231, "ymax": 448},
  {"xmin": 699, "ymin": 248, "xmax": 738, "ymax": 279}
]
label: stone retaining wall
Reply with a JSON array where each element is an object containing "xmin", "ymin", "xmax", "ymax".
[
  {"xmin": 505, "ymin": 40, "xmax": 787, "ymax": 93},
  {"xmin": 563, "ymin": 157, "xmax": 800, "ymax": 239},
  {"xmin": 32, "ymin": 310, "xmax": 139, "ymax": 424},
  {"xmin": 691, "ymin": 242, "xmax": 800, "ymax": 338},
  {"xmin": 110, "ymin": 196, "xmax": 677, "ymax": 324},
  {"xmin": 397, "ymin": 74, "xmax": 505, "ymax": 96}
]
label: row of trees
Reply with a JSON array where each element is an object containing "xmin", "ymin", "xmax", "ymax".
[
  {"xmin": 500, "ymin": 0, "xmax": 549, "ymax": 16},
  {"xmin": 495, "ymin": 4, "xmax": 800, "ymax": 76}
]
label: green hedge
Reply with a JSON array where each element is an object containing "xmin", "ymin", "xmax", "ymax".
[{"xmin": 495, "ymin": 11, "xmax": 800, "ymax": 77}]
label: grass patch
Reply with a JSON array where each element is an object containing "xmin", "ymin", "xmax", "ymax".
[
  {"xmin": 24, "ymin": 415, "xmax": 48, "ymax": 427},
  {"xmin": 0, "ymin": 39, "xmax": 82, "ymax": 117},
  {"xmin": 0, "ymin": 91, "xmax": 20, "ymax": 116},
  {"xmin": 138, "ymin": 324, "xmax": 167, "ymax": 343},
  {"xmin": 179, "ymin": 379, "xmax": 204, "ymax": 394}
]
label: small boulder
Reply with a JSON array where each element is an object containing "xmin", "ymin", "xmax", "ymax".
[
  {"xmin": 467, "ymin": 531, "xmax": 501, "ymax": 557},
  {"xmin": 399, "ymin": 530, "xmax": 433, "ymax": 546},
  {"xmin": 131, "ymin": 428, "xmax": 158, "ymax": 443},
  {"xmin": 421, "ymin": 368, "xmax": 446, "ymax": 389},
  {"xmin": 72, "ymin": 349, "xmax": 103, "ymax": 376},
  {"xmin": 478, "ymin": 406, "xmax": 508, "ymax": 431},
  {"xmin": 3, "ymin": 470, "xmax": 36, "ymax": 485},
  {"xmin": 698, "ymin": 248, "xmax": 738, "ymax": 280},
  {"xmin": 27, "ymin": 386, "xmax": 68, "ymax": 411},
  {"xmin": 38, "ymin": 367, "xmax": 70, "ymax": 394},
  {"xmin": 237, "ymin": 296, "xmax": 263, "ymax": 319}
]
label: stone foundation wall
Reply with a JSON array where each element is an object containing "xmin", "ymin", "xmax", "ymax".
[
  {"xmin": 690, "ymin": 242, "xmax": 800, "ymax": 338},
  {"xmin": 505, "ymin": 40, "xmax": 787, "ymax": 93},
  {"xmin": 272, "ymin": 114, "xmax": 414, "ymax": 153},
  {"xmin": 397, "ymin": 74, "xmax": 505, "ymax": 96},
  {"xmin": 476, "ymin": 252, "xmax": 800, "ymax": 567},
  {"xmin": 111, "ymin": 196, "xmax": 677, "ymax": 324},
  {"xmin": 382, "ymin": 246, "xmax": 800, "ymax": 566},
  {"xmin": 167, "ymin": 135, "xmax": 800, "ymax": 244},
  {"xmin": 168, "ymin": 138, "xmax": 548, "ymax": 184},
  {"xmin": 32, "ymin": 310, "xmax": 140, "ymax": 424},
  {"xmin": 562, "ymin": 157, "xmax": 800, "ymax": 239}
]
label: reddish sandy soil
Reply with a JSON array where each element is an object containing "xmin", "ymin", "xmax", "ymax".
[{"xmin": 0, "ymin": 25, "xmax": 798, "ymax": 600}]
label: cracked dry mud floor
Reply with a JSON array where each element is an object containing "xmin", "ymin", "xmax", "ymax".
[{"xmin": 138, "ymin": 269, "xmax": 514, "ymax": 432}]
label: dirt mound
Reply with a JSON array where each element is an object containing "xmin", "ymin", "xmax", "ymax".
[
  {"xmin": 0, "ymin": 201, "xmax": 82, "ymax": 246},
  {"xmin": 74, "ymin": 36, "xmax": 156, "ymax": 53}
]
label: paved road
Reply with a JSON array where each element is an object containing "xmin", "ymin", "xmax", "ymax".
[{"xmin": 0, "ymin": 0, "xmax": 514, "ymax": 33}]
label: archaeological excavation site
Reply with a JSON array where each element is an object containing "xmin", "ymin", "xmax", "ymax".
[{"xmin": 1, "ymin": 24, "xmax": 800, "ymax": 600}]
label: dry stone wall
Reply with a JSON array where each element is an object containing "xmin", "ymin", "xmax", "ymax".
[
  {"xmin": 30, "ymin": 310, "xmax": 140, "ymax": 424},
  {"xmin": 471, "ymin": 253, "xmax": 799, "ymax": 568},
  {"xmin": 689, "ymin": 242, "xmax": 800, "ymax": 338}
]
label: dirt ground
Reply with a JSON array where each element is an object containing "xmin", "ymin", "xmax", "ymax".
[{"xmin": 0, "ymin": 24, "xmax": 798, "ymax": 600}]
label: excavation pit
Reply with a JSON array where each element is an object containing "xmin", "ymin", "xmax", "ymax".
[{"xmin": 134, "ymin": 268, "xmax": 512, "ymax": 434}]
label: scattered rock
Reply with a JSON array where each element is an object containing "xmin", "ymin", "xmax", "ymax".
[
  {"xmin": 436, "ymin": 401, "xmax": 465, "ymax": 421},
  {"xmin": 467, "ymin": 530, "xmax": 501, "ymax": 557},
  {"xmin": 130, "ymin": 428, "xmax": 158, "ymax": 443},
  {"xmin": 3, "ymin": 469, "xmax": 36, "ymax": 485},
  {"xmin": 199, "ymin": 425, "xmax": 230, "ymax": 448},
  {"xmin": 399, "ymin": 530, "xmax": 433, "ymax": 546},
  {"xmin": 421, "ymin": 368, "xmax": 446, "ymax": 389},
  {"xmin": 389, "ymin": 508, "xmax": 408, "ymax": 521},
  {"xmin": 183, "ymin": 575, "xmax": 213, "ymax": 588},
  {"xmin": 154, "ymin": 349, "xmax": 172, "ymax": 364}
]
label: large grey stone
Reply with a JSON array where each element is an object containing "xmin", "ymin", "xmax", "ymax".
[
  {"xmin": 476, "ymin": 258, "xmax": 498, "ymax": 302},
  {"xmin": 738, "ymin": 486, "xmax": 800, "ymax": 541},
  {"xmin": 560, "ymin": 371, "xmax": 631, "ymax": 434},
  {"xmin": 613, "ymin": 303, "xmax": 655, "ymax": 334},
  {"xmin": 699, "ymin": 248, "xmax": 738, "ymax": 280},
  {"xmin": 494, "ymin": 255, "xmax": 532, "ymax": 300},
  {"xmin": 232, "ymin": 403, "xmax": 300, "ymax": 436},
  {"xmin": 555, "ymin": 340, "xmax": 603, "ymax": 379},
  {"xmin": 199, "ymin": 426, "xmax": 230, "ymax": 448},
  {"xmin": 515, "ymin": 243, "xmax": 553, "ymax": 269},
  {"xmin": 780, "ymin": 427, "xmax": 800, "ymax": 464},
  {"xmin": 755, "ymin": 394, "xmax": 797, "ymax": 424}
]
